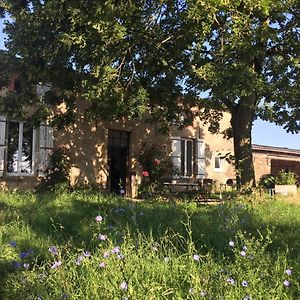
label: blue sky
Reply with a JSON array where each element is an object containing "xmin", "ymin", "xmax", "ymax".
[{"xmin": 0, "ymin": 19, "xmax": 299, "ymax": 149}]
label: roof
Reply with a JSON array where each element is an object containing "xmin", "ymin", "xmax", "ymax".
[{"xmin": 252, "ymin": 144, "xmax": 300, "ymax": 156}]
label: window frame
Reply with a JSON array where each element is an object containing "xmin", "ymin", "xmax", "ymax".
[{"xmin": 6, "ymin": 121, "xmax": 37, "ymax": 176}]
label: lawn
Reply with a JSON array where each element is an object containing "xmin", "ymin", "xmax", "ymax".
[{"xmin": 0, "ymin": 187, "xmax": 299, "ymax": 299}]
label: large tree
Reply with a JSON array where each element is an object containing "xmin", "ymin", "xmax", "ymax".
[{"xmin": 1, "ymin": 0, "xmax": 300, "ymax": 186}]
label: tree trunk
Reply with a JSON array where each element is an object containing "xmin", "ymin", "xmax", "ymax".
[{"xmin": 231, "ymin": 98, "xmax": 256, "ymax": 188}]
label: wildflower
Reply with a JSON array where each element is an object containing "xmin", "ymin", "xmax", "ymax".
[
  {"xmin": 164, "ymin": 257, "xmax": 169, "ymax": 263},
  {"xmin": 8, "ymin": 241, "xmax": 17, "ymax": 247},
  {"xmin": 152, "ymin": 246, "xmax": 158, "ymax": 252},
  {"xmin": 51, "ymin": 260, "xmax": 62, "ymax": 269},
  {"xmin": 120, "ymin": 188, "xmax": 125, "ymax": 195},
  {"xmin": 23, "ymin": 263, "xmax": 30, "ymax": 270},
  {"xmin": 98, "ymin": 234, "xmax": 107, "ymax": 241},
  {"xmin": 37, "ymin": 297, "xmax": 42, "ymax": 300},
  {"xmin": 243, "ymin": 296, "xmax": 252, "ymax": 300},
  {"xmin": 62, "ymin": 292, "xmax": 70, "ymax": 299},
  {"xmin": 154, "ymin": 159, "xmax": 161, "ymax": 165},
  {"xmin": 112, "ymin": 246, "xmax": 120, "ymax": 254},
  {"xmin": 229, "ymin": 241, "xmax": 234, "ymax": 247},
  {"xmin": 226, "ymin": 277, "xmax": 235, "ymax": 285},
  {"xmin": 189, "ymin": 288, "xmax": 194, "ymax": 294},
  {"xmin": 200, "ymin": 290, "xmax": 207, "ymax": 297},
  {"xmin": 242, "ymin": 280, "xmax": 248, "ymax": 287},
  {"xmin": 193, "ymin": 254, "xmax": 200, "ymax": 261},
  {"xmin": 142, "ymin": 170, "xmax": 149, "ymax": 177},
  {"xmin": 103, "ymin": 251, "xmax": 110, "ymax": 258},
  {"xmin": 95, "ymin": 215, "xmax": 103, "ymax": 223},
  {"xmin": 76, "ymin": 256, "xmax": 84, "ymax": 266},
  {"xmin": 99, "ymin": 262, "xmax": 106, "ymax": 268},
  {"xmin": 117, "ymin": 253, "xmax": 125, "ymax": 260},
  {"xmin": 48, "ymin": 246, "xmax": 58, "ymax": 255},
  {"xmin": 19, "ymin": 252, "xmax": 28, "ymax": 259},
  {"xmin": 11, "ymin": 261, "xmax": 21, "ymax": 268},
  {"xmin": 120, "ymin": 281, "xmax": 128, "ymax": 290},
  {"xmin": 283, "ymin": 280, "xmax": 290, "ymax": 287},
  {"xmin": 242, "ymin": 246, "xmax": 247, "ymax": 251},
  {"xmin": 240, "ymin": 250, "xmax": 246, "ymax": 257},
  {"xmin": 285, "ymin": 269, "xmax": 292, "ymax": 276},
  {"xmin": 83, "ymin": 251, "xmax": 91, "ymax": 257}
]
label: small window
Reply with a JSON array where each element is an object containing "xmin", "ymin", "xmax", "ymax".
[
  {"xmin": 214, "ymin": 156, "xmax": 223, "ymax": 171},
  {"xmin": 7, "ymin": 121, "xmax": 36, "ymax": 175}
]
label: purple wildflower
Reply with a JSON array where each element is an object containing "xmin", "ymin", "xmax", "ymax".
[
  {"xmin": 19, "ymin": 252, "xmax": 28, "ymax": 259},
  {"xmin": 98, "ymin": 234, "xmax": 107, "ymax": 241},
  {"xmin": 95, "ymin": 215, "xmax": 103, "ymax": 223},
  {"xmin": 285, "ymin": 269, "xmax": 292, "ymax": 276},
  {"xmin": 242, "ymin": 280, "xmax": 248, "ymax": 287},
  {"xmin": 193, "ymin": 254, "xmax": 200, "ymax": 261},
  {"xmin": 48, "ymin": 246, "xmax": 58, "ymax": 255},
  {"xmin": 62, "ymin": 292, "xmax": 70, "ymax": 299},
  {"xmin": 229, "ymin": 241, "xmax": 234, "ymax": 247},
  {"xmin": 8, "ymin": 241, "xmax": 17, "ymax": 247},
  {"xmin": 226, "ymin": 277, "xmax": 235, "ymax": 285},
  {"xmin": 51, "ymin": 260, "xmax": 62, "ymax": 269},
  {"xmin": 243, "ymin": 296, "xmax": 252, "ymax": 300},
  {"xmin": 120, "ymin": 281, "xmax": 128, "ymax": 290},
  {"xmin": 112, "ymin": 246, "xmax": 120, "ymax": 254},
  {"xmin": 242, "ymin": 246, "xmax": 247, "ymax": 251},
  {"xmin": 23, "ymin": 263, "xmax": 30, "ymax": 270},
  {"xmin": 240, "ymin": 250, "xmax": 246, "ymax": 257},
  {"xmin": 99, "ymin": 262, "xmax": 106, "ymax": 268},
  {"xmin": 83, "ymin": 251, "xmax": 91, "ymax": 257},
  {"xmin": 283, "ymin": 280, "xmax": 290, "ymax": 287},
  {"xmin": 11, "ymin": 261, "xmax": 21, "ymax": 268}
]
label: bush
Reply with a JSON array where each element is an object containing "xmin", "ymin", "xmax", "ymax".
[{"xmin": 275, "ymin": 170, "xmax": 298, "ymax": 185}]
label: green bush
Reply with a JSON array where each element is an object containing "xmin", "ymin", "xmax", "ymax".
[{"xmin": 275, "ymin": 170, "xmax": 298, "ymax": 185}]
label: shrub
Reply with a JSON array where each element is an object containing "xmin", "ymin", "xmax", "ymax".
[{"xmin": 275, "ymin": 170, "xmax": 298, "ymax": 185}]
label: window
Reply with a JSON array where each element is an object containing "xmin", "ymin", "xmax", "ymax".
[
  {"xmin": 0, "ymin": 116, "xmax": 54, "ymax": 178},
  {"xmin": 214, "ymin": 156, "xmax": 224, "ymax": 171},
  {"xmin": 181, "ymin": 139, "xmax": 193, "ymax": 177},
  {"xmin": 7, "ymin": 121, "xmax": 36, "ymax": 175},
  {"xmin": 171, "ymin": 137, "xmax": 205, "ymax": 179}
]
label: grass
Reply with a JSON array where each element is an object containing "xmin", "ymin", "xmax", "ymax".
[{"xmin": 0, "ymin": 186, "xmax": 300, "ymax": 299}]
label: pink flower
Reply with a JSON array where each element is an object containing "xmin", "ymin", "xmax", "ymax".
[
  {"xmin": 154, "ymin": 159, "xmax": 161, "ymax": 165},
  {"xmin": 95, "ymin": 215, "xmax": 103, "ymax": 223},
  {"xmin": 142, "ymin": 170, "xmax": 149, "ymax": 177}
]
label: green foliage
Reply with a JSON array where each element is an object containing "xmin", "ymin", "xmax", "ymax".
[
  {"xmin": 37, "ymin": 146, "xmax": 72, "ymax": 190},
  {"xmin": 0, "ymin": 190, "xmax": 300, "ymax": 299},
  {"xmin": 275, "ymin": 170, "xmax": 298, "ymax": 185}
]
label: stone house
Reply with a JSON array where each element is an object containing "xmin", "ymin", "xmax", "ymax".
[{"xmin": 0, "ymin": 80, "xmax": 236, "ymax": 197}]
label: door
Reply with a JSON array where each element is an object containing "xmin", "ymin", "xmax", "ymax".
[{"xmin": 108, "ymin": 129, "xmax": 130, "ymax": 195}]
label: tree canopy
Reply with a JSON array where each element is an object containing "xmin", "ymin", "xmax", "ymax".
[{"xmin": 1, "ymin": 0, "xmax": 300, "ymax": 186}]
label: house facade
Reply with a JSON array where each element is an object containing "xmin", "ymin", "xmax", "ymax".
[{"xmin": 0, "ymin": 82, "xmax": 236, "ymax": 196}]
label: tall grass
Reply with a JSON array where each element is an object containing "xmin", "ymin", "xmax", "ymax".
[{"xmin": 0, "ymin": 187, "xmax": 299, "ymax": 299}]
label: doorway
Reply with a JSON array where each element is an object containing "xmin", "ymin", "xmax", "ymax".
[{"xmin": 108, "ymin": 129, "xmax": 130, "ymax": 195}]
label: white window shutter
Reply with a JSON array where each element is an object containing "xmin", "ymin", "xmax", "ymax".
[
  {"xmin": 38, "ymin": 123, "xmax": 54, "ymax": 176},
  {"xmin": 171, "ymin": 137, "xmax": 181, "ymax": 178},
  {"xmin": 0, "ymin": 116, "xmax": 6, "ymax": 177},
  {"xmin": 195, "ymin": 138, "xmax": 205, "ymax": 179}
]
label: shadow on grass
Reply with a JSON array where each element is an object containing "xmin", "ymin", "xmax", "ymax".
[{"xmin": 1, "ymin": 190, "xmax": 300, "ymax": 297}]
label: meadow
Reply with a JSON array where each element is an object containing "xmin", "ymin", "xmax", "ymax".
[{"xmin": 0, "ymin": 187, "xmax": 300, "ymax": 299}]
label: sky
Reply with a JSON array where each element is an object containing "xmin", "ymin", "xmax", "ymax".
[{"xmin": 0, "ymin": 19, "xmax": 299, "ymax": 150}]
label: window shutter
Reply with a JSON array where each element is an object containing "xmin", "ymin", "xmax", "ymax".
[
  {"xmin": 0, "ymin": 116, "xmax": 6, "ymax": 177},
  {"xmin": 195, "ymin": 138, "xmax": 205, "ymax": 179},
  {"xmin": 38, "ymin": 123, "xmax": 54, "ymax": 176},
  {"xmin": 171, "ymin": 137, "xmax": 181, "ymax": 178}
]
